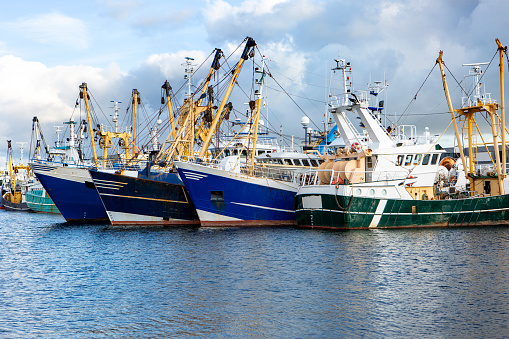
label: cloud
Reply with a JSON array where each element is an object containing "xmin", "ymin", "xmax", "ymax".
[
  {"xmin": 0, "ymin": 55, "xmax": 126, "ymax": 150},
  {"xmin": 144, "ymin": 50, "xmax": 208, "ymax": 80},
  {"xmin": 7, "ymin": 12, "xmax": 89, "ymax": 49},
  {"xmin": 203, "ymin": 0, "xmax": 323, "ymax": 43}
]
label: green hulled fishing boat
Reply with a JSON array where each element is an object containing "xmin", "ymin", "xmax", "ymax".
[{"xmin": 296, "ymin": 40, "xmax": 509, "ymax": 229}]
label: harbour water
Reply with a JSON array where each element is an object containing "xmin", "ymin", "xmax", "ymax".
[{"xmin": 1, "ymin": 211, "xmax": 508, "ymax": 338}]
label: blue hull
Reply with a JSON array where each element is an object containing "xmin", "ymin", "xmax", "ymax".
[
  {"xmin": 176, "ymin": 163, "xmax": 297, "ymax": 226},
  {"xmin": 89, "ymin": 169, "xmax": 199, "ymax": 226},
  {"xmin": 33, "ymin": 169, "xmax": 107, "ymax": 222}
]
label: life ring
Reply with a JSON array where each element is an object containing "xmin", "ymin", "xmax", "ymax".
[
  {"xmin": 331, "ymin": 177, "xmax": 344, "ymax": 185},
  {"xmin": 351, "ymin": 143, "xmax": 360, "ymax": 151}
]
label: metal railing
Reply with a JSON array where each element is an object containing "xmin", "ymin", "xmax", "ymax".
[{"xmin": 300, "ymin": 169, "xmax": 410, "ymax": 186}]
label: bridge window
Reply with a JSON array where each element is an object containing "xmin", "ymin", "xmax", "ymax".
[
  {"xmin": 413, "ymin": 154, "xmax": 422, "ymax": 165},
  {"xmin": 431, "ymin": 154, "xmax": 439, "ymax": 165},
  {"xmin": 397, "ymin": 155, "xmax": 404, "ymax": 166},
  {"xmin": 404, "ymin": 155, "xmax": 413, "ymax": 166},
  {"xmin": 422, "ymin": 154, "xmax": 430, "ymax": 165}
]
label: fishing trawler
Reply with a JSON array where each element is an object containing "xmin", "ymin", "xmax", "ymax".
[
  {"xmin": 296, "ymin": 40, "xmax": 509, "ymax": 229},
  {"xmin": 88, "ymin": 42, "xmax": 250, "ymax": 226},
  {"xmin": 30, "ymin": 84, "xmax": 137, "ymax": 222},
  {"xmin": 2, "ymin": 141, "xmax": 31, "ymax": 211},
  {"xmin": 174, "ymin": 41, "xmax": 322, "ymax": 226}
]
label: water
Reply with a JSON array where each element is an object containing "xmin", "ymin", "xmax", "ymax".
[{"xmin": 1, "ymin": 211, "xmax": 508, "ymax": 338}]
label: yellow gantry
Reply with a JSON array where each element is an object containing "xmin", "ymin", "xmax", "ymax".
[
  {"xmin": 198, "ymin": 38, "xmax": 256, "ymax": 159},
  {"xmin": 80, "ymin": 83, "xmax": 99, "ymax": 168},
  {"xmin": 438, "ymin": 39, "xmax": 508, "ymax": 195}
]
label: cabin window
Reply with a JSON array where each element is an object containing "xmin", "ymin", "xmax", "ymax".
[
  {"xmin": 242, "ymin": 150, "xmax": 247, "ymax": 156},
  {"xmin": 413, "ymin": 154, "xmax": 422, "ymax": 165},
  {"xmin": 294, "ymin": 159, "xmax": 303, "ymax": 166},
  {"xmin": 284, "ymin": 159, "xmax": 292, "ymax": 165},
  {"xmin": 422, "ymin": 154, "xmax": 430, "ymax": 165},
  {"xmin": 277, "ymin": 159, "xmax": 284, "ymax": 165},
  {"xmin": 396, "ymin": 155, "xmax": 404, "ymax": 166},
  {"xmin": 404, "ymin": 155, "xmax": 413, "ymax": 166},
  {"xmin": 431, "ymin": 154, "xmax": 439, "ymax": 165},
  {"xmin": 301, "ymin": 159, "xmax": 310, "ymax": 167},
  {"xmin": 225, "ymin": 150, "xmax": 230, "ymax": 156},
  {"xmin": 367, "ymin": 156, "xmax": 375, "ymax": 169},
  {"xmin": 310, "ymin": 159, "xmax": 319, "ymax": 167}
]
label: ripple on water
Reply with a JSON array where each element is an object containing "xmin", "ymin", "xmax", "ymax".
[{"xmin": 0, "ymin": 211, "xmax": 508, "ymax": 337}]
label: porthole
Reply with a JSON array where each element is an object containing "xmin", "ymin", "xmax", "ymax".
[
  {"xmin": 381, "ymin": 189, "xmax": 387, "ymax": 196},
  {"xmin": 356, "ymin": 188, "xmax": 362, "ymax": 195},
  {"xmin": 369, "ymin": 189, "xmax": 375, "ymax": 195}
]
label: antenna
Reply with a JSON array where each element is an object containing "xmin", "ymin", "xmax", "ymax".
[
  {"xmin": 53, "ymin": 126, "xmax": 63, "ymax": 148},
  {"xmin": 182, "ymin": 57, "xmax": 197, "ymax": 98},
  {"xmin": 110, "ymin": 101, "xmax": 122, "ymax": 133},
  {"xmin": 16, "ymin": 142, "xmax": 26, "ymax": 165}
]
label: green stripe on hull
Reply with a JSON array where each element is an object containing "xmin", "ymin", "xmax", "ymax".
[{"xmin": 296, "ymin": 193, "xmax": 509, "ymax": 229}]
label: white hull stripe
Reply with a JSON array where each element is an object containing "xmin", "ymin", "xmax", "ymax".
[
  {"xmin": 107, "ymin": 211, "xmax": 188, "ymax": 222},
  {"xmin": 369, "ymin": 199, "xmax": 387, "ymax": 228},
  {"xmin": 196, "ymin": 209, "xmax": 241, "ymax": 222},
  {"xmin": 182, "ymin": 171, "xmax": 207, "ymax": 180},
  {"xmin": 92, "ymin": 178, "xmax": 127, "ymax": 189},
  {"xmin": 231, "ymin": 202, "xmax": 294, "ymax": 214},
  {"xmin": 297, "ymin": 206, "xmax": 509, "ymax": 216}
]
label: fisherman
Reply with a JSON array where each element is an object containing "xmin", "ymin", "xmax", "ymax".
[{"xmin": 422, "ymin": 190, "xmax": 429, "ymax": 200}]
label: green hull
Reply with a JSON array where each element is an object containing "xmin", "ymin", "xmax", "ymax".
[
  {"xmin": 296, "ymin": 193, "xmax": 509, "ymax": 229},
  {"xmin": 25, "ymin": 190, "xmax": 60, "ymax": 214}
]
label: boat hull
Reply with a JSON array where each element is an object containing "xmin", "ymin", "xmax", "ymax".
[
  {"xmin": 30, "ymin": 163, "xmax": 108, "ymax": 222},
  {"xmin": 175, "ymin": 161, "xmax": 297, "ymax": 227},
  {"xmin": 296, "ymin": 186, "xmax": 509, "ymax": 229},
  {"xmin": 1, "ymin": 196, "xmax": 30, "ymax": 212},
  {"xmin": 89, "ymin": 169, "xmax": 200, "ymax": 226},
  {"xmin": 25, "ymin": 190, "xmax": 60, "ymax": 214}
]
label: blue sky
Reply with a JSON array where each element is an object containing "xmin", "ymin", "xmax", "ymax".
[{"xmin": 1, "ymin": 0, "xmax": 509, "ymax": 166}]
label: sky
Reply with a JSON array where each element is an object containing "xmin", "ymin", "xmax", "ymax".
[{"xmin": 1, "ymin": 0, "xmax": 509, "ymax": 166}]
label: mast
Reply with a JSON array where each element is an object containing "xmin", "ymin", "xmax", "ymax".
[
  {"xmin": 198, "ymin": 37, "xmax": 256, "ymax": 159},
  {"xmin": 156, "ymin": 49, "xmax": 223, "ymax": 163},
  {"xmin": 7, "ymin": 140, "xmax": 14, "ymax": 192},
  {"xmin": 80, "ymin": 83, "xmax": 98, "ymax": 167},
  {"xmin": 496, "ymin": 38, "xmax": 507, "ymax": 178},
  {"xmin": 32, "ymin": 116, "xmax": 41, "ymax": 159},
  {"xmin": 248, "ymin": 56, "xmax": 266, "ymax": 172},
  {"xmin": 437, "ymin": 51, "xmax": 471, "ymax": 190},
  {"xmin": 132, "ymin": 89, "xmax": 139, "ymax": 159},
  {"xmin": 162, "ymin": 81, "xmax": 176, "ymax": 141}
]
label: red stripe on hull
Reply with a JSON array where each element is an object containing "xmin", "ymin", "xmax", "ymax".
[{"xmin": 199, "ymin": 220, "xmax": 296, "ymax": 227}]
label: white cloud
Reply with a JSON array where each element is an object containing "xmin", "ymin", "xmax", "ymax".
[
  {"xmin": 203, "ymin": 0, "xmax": 323, "ymax": 42},
  {"xmin": 0, "ymin": 55, "xmax": 125, "ymax": 148},
  {"xmin": 8, "ymin": 12, "xmax": 89, "ymax": 49},
  {"xmin": 144, "ymin": 50, "xmax": 208, "ymax": 80}
]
